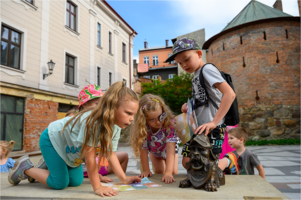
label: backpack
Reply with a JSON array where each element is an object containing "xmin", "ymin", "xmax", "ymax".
[{"xmin": 199, "ymin": 63, "xmax": 239, "ymax": 126}]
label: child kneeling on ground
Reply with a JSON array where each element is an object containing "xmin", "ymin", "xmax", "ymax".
[{"xmin": 218, "ymin": 127, "xmax": 265, "ymax": 179}]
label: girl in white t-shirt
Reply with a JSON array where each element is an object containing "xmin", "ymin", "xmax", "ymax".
[{"xmin": 8, "ymin": 82, "xmax": 140, "ymax": 197}]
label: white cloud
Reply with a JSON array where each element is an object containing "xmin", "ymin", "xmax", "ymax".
[{"xmin": 167, "ymin": 0, "xmax": 299, "ymax": 40}]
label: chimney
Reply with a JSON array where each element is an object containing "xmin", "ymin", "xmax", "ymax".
[
  {"xmin": 165, "ymin": 40, "xmax": 169, "ymax": 47},
  {"xmin": 144, "ymin": 39, "xmax": 148, "ymax": 48},
  {"xmin": 298, "ymin": 0, "xmax": 301, "ymax": 16},
  {"xmin": 273, "ymin": 0, "xmax": 283, "ymax": 11}
]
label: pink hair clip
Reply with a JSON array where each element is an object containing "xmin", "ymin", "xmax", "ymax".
[{"xmin": 142, "ymin": 104, "xmax": 147, "ymax": 110}]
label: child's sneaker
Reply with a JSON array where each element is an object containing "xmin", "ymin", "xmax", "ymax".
[
  {"xmin": 28, "ymin": 157, "xmax": 47, "ymax": 183},
  {"xmin": 8, "ymin": 155, "xmax": 34, "ymax": 185}
]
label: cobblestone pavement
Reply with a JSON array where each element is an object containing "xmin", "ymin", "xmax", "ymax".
[{"xmin": 119, "ymin": 145, "xmax": 301, "ymax": 200}]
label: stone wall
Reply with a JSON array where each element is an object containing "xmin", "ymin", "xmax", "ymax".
[
  {"xmin": 206, "ymin": 19, "xmax": 300, "ymax": 141},
  {"xmin": 207, "ymin": 20, "xmax": 300, "ymax": 107},
  {"xmin": 23, "ymin": 98, "xmax": 58, "ymax": 152},
  {"xmin": 239, "ymin": 105, "xmax": 300, "ymax": 141}
]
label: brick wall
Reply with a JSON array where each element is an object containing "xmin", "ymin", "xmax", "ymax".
[
  {"xmin": 207, "ymin": 20, "xmax": 300, "ymax": 107},
  {"xmin": 23, "ymin": 98, "xmax": 58, "ymax": 152}
]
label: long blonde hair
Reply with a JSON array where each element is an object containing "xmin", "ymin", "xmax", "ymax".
[
  {"xmin": 62, "ymin": 81, "xmax": 138, "ymax": 161},
  {"xmin": 130, "ymin": 94, "xmax": 175, "ymax": 158},
  {"xmin": 0, "ymin": 140, "xmax": 15, "ymax": 156}
]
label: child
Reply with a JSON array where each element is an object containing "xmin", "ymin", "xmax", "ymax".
[
  {"xmin": 0, "ymin": 140, "xmax": 15, "ymax": 173},
  {"xmin": 131, "ymin": 94, "xmax": 178, "ymax": 184},
  {"xmin": 78, "ymin": 84, "xmax": 129, "ymax": 181},
  {"xmin": 164, "ymin": 37, "xmax": 236, "ymax": 168},
  {"xmin": 8, "ymin": 81, "xmax": 141, "ymax": 197},
  {"xmin": 218, "ymin": 127, "xmax": 265, "ymax": 179},
  {"xmin": 219, "ymin": 125, "xmax": 237, "ymax": 159}
]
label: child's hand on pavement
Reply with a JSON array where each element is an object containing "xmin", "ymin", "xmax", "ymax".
[
  {"xmin": 94, "ymin": 186, "xmax": 117, "ymax": 197},
  {"xmin": 99, "ymin": 175, "xmax": 113, "ymax": 183},
  {"xmin": 122, "ymin": 176, "xmax": 141, "ymax": 184},
  {"xmin": 195, "ymin": 121, "xmax": 217, "ymax": 136},
  {"xmin": 139, "ymin": 170, "xmax": 152, "ymax": 178},
  {"xmin": 181, "ymin": 103, "xmax": 188, "ymax": 113},
  {"xmin": 162, "ymin": 173, "xmax": 175, "ymax": 184}
]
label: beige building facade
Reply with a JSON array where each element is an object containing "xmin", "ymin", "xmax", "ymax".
[{"xmin": 0, "ymin": 0, "xmax": 137, "ymax": 153}]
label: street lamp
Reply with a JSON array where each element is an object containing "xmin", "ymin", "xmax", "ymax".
[{"xmin": 43, "ymin": 60, "xmax": 55, "ymax": 79}]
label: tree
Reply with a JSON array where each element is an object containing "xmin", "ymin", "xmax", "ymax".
[{"xmin": 141, "ymin": 72, "xmax": 193, "ymax": 114}]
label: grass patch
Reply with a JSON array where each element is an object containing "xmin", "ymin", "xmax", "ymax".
[{"xmin": 245, "ymin": 139, "xmax": 300, "ymax": 146}]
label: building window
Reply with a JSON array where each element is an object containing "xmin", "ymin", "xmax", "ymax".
[
  {"xmin": 97, "ymin": 23, "xmax": 101, "ymax": 47},
  {"xmin": 109, "ymin": 72, "xmax": 112, "ymax": 86},
  {"xmin": 123, "ymin": 78, "xmax": 127, "ymax": 86},
  {"xmin": 144, "ymin": 76, "xmax": 150, "ymax": 79},
  {"xmin": 65, "ymin": 54, "xmax": 75, "ymax": 85},
  {"xmin": 25, "ymin": 0, "xmax": 34, "ymax": 4},
  {"xmin": 66, "ymin": 0, "xmax": 77, "ymax": 31},
  {"xmin": 168, "ymin": 53, "xmax": 175, "ymax": 64},
  {"xmin": 153, "ymin": 55, "xmax": 158, "ymax": 66},
  {"xmin": 97, "ymin": 67, "xmax": 101, "ymax": 87},
  {"xmin": 0, "ymin": 94, "xmax": 25, "ymax": 151},
  {"xmin": 122, "ymin": 43, "xmax": 126, "ymax": 63},
  {"xmin": 152, "ymin": 75, "xmax": 159, "ymax": 80},
  {"xmin": 1, "ymin": 25, "xmax": 22, "ymax": 69},
  {"xmin": 109, "ymin": 32, "xmax": 112, "ymax": 54},
  {"xmin": 169, "ymin": 74, "xmax": 175, "ymax": 79},
  {"xmin": 143, "ymin": 56, "xmax": 149, "ymax": 66}
]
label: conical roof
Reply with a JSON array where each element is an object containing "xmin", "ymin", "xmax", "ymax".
[{"xmin": 222, "ymin": 0, "xmax": 292, "ymax": 31}]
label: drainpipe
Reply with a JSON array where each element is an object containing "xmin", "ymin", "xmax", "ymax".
[{"xmin": 129, "ymin": 32, "xmax": 134, "ymax": 89}]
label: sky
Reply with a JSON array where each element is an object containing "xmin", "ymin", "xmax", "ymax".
[{"xmin": 107, "ymin": 0, "xmax": 299, "ymax": 63}]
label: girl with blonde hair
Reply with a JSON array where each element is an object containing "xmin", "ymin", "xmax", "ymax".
[
  {"xmin": 8, "ymin": 82, "xmax": 140, "ymax": 197},
  {"xmin": 0, "ymin": 140, "xmax": 15, "ymax": 173},
  {"xmin": 131, "ymin": 94, "xmax": 178, "ymax": 184}
]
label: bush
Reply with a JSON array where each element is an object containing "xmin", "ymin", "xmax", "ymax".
[
  {"xmin": 245, "ymin": 139, "xmax": 300, "ymax": 146},
  {"xmin": 141, "ymin": 72, "xmax": 193, "ymax": 114}
]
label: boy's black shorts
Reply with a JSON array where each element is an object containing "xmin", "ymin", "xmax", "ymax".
[{"xmin": 181, "ymin": 124, "xmax": 226, "ymax": 158}]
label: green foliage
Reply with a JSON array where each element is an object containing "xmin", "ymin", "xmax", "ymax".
[
  {"xmin": 141, "ymin": 72, "xmax": 193, "ymax": 114},
  {"xmin": 245, "ymin": 139, "xmax": 300, "ymax": 146}
]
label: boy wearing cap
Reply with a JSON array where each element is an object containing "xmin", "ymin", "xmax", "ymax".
[{"xmin": 165, "ymin": 38, "xmax": 236, "ymax": 168}]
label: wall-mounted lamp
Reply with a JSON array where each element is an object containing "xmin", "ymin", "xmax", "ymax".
[{"xmin": 43, "ymin": 60, "xmax": 55, "ymax": 79}]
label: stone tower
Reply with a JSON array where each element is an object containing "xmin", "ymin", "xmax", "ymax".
[{"xmin": 203, "ymin": 0, "xmax": 300, "ymax": 141}]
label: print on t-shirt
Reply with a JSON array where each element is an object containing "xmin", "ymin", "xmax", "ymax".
[{"xmin": 192, "ymin": 73, "xmax": 208, "ymax": 109}]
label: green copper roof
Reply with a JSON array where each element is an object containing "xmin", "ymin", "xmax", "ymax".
[{"xmin": 222, "ymin": 0, "xmax": 292, "ymax": 31}]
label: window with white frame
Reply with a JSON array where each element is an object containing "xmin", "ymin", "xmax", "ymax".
[
  {"xmin": 122, "ymin": 43, "xmax": 126, "ymax": 63},
  {"xmin": 97, "ymin": 23, "xmax": 101, "ymax": 47},
  {"xmin": 66, "ymin": 1, "xmax": 77, "ymax": 31},
  {"xmin": 109, "ymin": 32, "xmax": 112, "ymax": 54},
  {"xmin": 152, "ymin": 55, "xmax": 158, "ymax": 66},
  {"xmin": 143, "ymin": 56, "xmax": 149, "ymax": 66},
  {"xmin": 1, "ymin": 25, "xmax": 22, "ymax": 69},
  {"xmin": 168, "ymin": 53, "xmax": 175, "ymax": 64},
  {"xmin": 168, "ymin": 74, "xmax": 175, "ymax": 79},
  {"xmin": 97, "ymin": 67, "xmax": 101, "ymax": 87},
  {"xmin": 152, "ymin": 75, "xmax": 159, "ymax": 80},
  {"xmin": 109, "ymin": 72, "xmax": 112, "ymax": 86},
  {"xmin": 65, "ymin": 54, "xmax": 76, "ymax": 85},
  {"xmin": 144, "ymin": 76, "xmax": 150, "ymax": 79}
]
